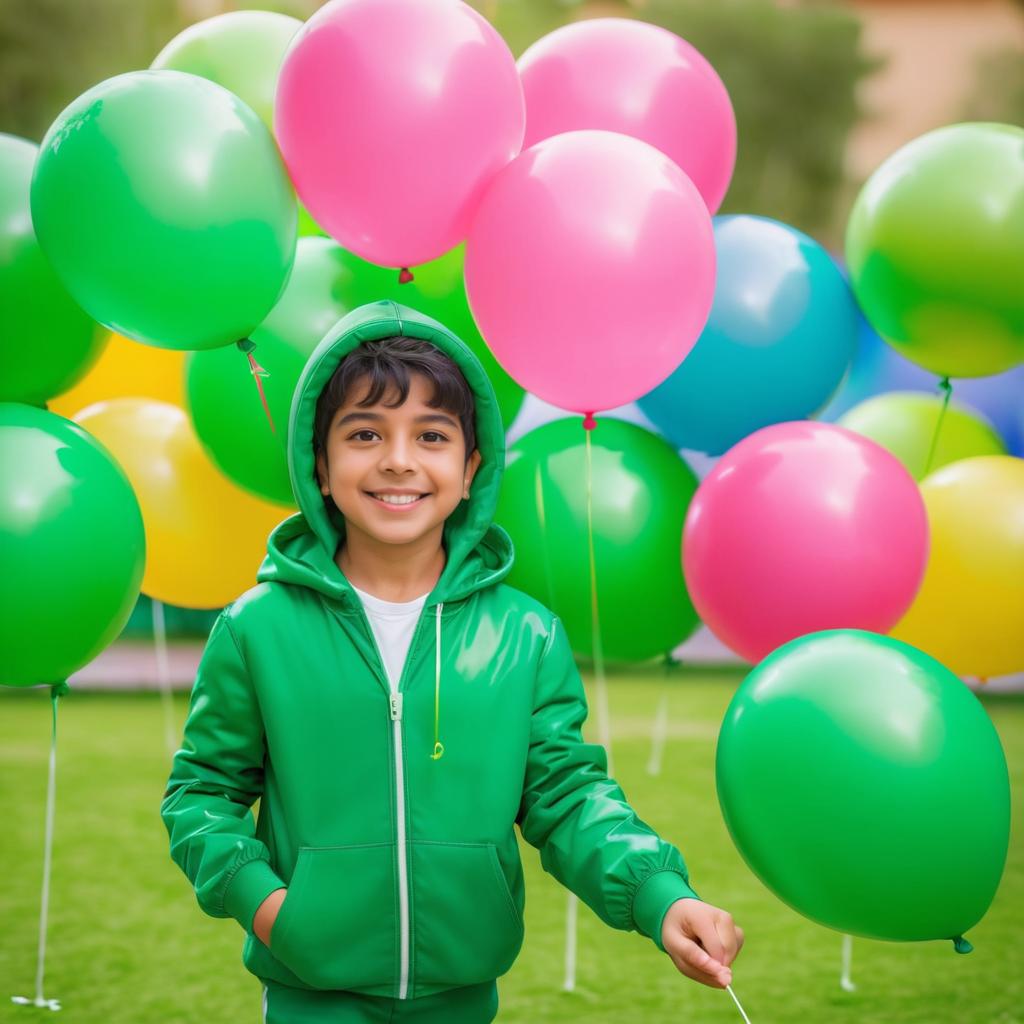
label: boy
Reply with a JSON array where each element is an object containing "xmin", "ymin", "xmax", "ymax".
[{"xmin": 161, "ymin": 300, "xmax": 743, "ymax": 1022}]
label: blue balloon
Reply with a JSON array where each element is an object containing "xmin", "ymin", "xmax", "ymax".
[
  {"xmin": 818, "ymin": 319, "xmax": 1024, "ymax": 456},
  {"xmin": 637, "ymin": 215, "xmax": 858, "ymax": 455}
]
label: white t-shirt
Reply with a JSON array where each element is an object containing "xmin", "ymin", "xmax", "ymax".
[{"xmin": 350, "ymin": 583, "xmax": 430, "ymax": 693}]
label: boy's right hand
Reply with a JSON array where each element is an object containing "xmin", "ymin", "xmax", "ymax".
[
  {"xmin": 253, "ymin": 887, "xmax": 288, "ymax": 947},
  {"xmin": 661, "ymin": 897, "xmax": 744, "ymax": 989}
]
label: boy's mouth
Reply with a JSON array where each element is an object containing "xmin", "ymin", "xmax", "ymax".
[{"xmin": 363, "ymin": 491, "xmax": 431, "ymax": 509}]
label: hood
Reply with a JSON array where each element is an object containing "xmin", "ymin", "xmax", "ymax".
[{"xmin": 256, "ymin": 299, "xmax": 514, "ymax": 610}]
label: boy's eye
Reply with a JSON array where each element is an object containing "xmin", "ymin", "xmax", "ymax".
[{"xmin": 346, "ymin": 430, "xmax": 449, "ymax": 443}]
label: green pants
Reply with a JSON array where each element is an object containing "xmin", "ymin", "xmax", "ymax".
[{"xmin": 261, "ymin": 980, "xmax": 499, "ymax": 1023}]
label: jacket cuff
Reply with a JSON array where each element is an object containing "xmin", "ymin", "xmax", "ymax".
[
  {"xmin": 223, "ymin": 858, "xmax": 286, "ymax": 932},
  {"xmin": 631, "ymin": 869, "xmax": 701, "ymax": 953}
]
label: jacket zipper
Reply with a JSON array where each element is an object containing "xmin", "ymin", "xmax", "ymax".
[
  {"xmin": 351, "ymin": 600, "xmax": 432, "ymax": 1001},
  {"xmin": 389, "ymin": 690, "xmax": 409, "ymax": 998}
]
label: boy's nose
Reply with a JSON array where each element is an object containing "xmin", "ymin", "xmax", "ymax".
[{"xmin": 379, "ymin": 442, "xmax": 416, "ymax": 469}]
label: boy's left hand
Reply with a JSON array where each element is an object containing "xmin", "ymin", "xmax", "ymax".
[{"xmin": 661, "ymin": 897, "xmax": 744, "ymax": 990}]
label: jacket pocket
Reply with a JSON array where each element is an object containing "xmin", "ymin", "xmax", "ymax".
[
  {"xmin": 411, "ymin": 840, "xmax": 524, "ymax": 988},
  {"xmin": 270, "ymin": 843, "xmax": 396, "ymax": 991}
]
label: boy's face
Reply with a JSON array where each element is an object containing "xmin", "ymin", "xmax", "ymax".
[{"xmin": 315, "ymin": 372, "xmax": 482, "ymax": 549}]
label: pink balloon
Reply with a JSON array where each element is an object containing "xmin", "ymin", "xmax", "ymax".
[
  {"xmin": 464, "ymin": 130, "xmax": 715, "ymax": 413},
  {"xmin": 518, "ymin": 19, "xmax": 736, "ymax": 214},
  {"xmin": 683, "ymin": 422, "xmax": 929, "ymax": 663},
  {"xmin": 274, "ymin": 0, "xmax": 525, "ymax": 268}
]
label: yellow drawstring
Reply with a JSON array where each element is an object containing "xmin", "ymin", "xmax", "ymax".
[{"xmin": 430, "ymin": 601, "xmax": 444, "ymax": 760}]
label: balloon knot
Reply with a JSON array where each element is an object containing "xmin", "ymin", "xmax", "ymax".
[
  {"xmin": 238, "ymin": 340, "xmax": 277, "ymax": 435},
  {"xmin": 399, "ymin": 267, "xmax": 414, "ymax": 284},
  {"xmin": 583, "ymin": 412, "xmax": 597, "ymax": 431},
  {"xmin": 952, "ymin": 935, "xmax": 973, "ymax": 954},
  {"xmin": 51, "ymin": 681, "xmax": 70, "ymax": 699}
]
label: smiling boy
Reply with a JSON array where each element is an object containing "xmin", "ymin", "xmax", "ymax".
[{"xmin": 161, "ymin": 300, "xmax": 742, "ymax": 1023}]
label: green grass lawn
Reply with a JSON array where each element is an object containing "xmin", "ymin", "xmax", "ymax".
[{"xmin": 1, "ymin": 670, "xmax": 1020, "ymax": 1023}]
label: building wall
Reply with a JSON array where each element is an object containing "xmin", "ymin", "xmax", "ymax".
[{"xmin": 846, "ymin": 0, "xmax": 1024, "ymax": 179}]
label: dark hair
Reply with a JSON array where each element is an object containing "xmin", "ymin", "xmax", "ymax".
[{"xmin": 313, "ymin": 336, "xmax": 478, "ymax": 476}]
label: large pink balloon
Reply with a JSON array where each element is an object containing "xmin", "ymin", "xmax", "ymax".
[
  {"xmin": 518, "ymin": 19, "xmax": 736, "ymax": 214},
  {"xmin": 274, "ymin": 0, "xmax": 525, "ymax": 269},
  {"xmin": 683, "ymin": 421, "xmax": 929, "ymax": 663},
  {"xmin": 464, "ymin": 129, "xmax": 715, "ymax": 413}
]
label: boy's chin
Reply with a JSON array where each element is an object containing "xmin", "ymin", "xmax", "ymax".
[{"xmin": 339, "ymin": 501, "xmax": 451, "ymax": 543}]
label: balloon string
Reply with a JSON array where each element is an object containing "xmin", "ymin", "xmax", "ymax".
[
  {"xmin": 236, "ymin": 339, "xmax": 277, "ymax": 435},
  {"xmin": 562, "ymin": 889, "xmax": 578, "ymax": 992},
  {"xmin": 583, "ymin": 413, "xmax": 612, "ymax": 774},
  {"xmin": 921, "ymin": 376, "xmax": 952, "ymax": 478},
  {"xmin": 840, "ymin": 933, "xmax": 857, "ymax": 991},
  {"xmin": 11, "ymin": 683, "xmax": 67, "ymax": 1012},
  {"xmin": 726, "ymin": 984, "xmax": 753, "ymax": 1023}
]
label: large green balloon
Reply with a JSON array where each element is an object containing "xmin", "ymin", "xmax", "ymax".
[
  {"xmin": 0, "ymin": 403, "xmax": 146, "ymax": 686},
  {"xmin": 31, "ymin": 70, "xmax": 297, "ymax": 352},
  {"xmin": 496, "ymin": 417, "xmax": 699, "ymax": 662},
  {"xmin": 151, "ymin": 10, "xmax": 302, "ymax": 130},
  {"xmin": 188, "ymin": 239, "xmax": 524, "ymax": 504},
  {"xmin": 717, "ymin": 629, "xmax": 1010, "ymax": 950},
  {"xmin": 186, "ymin": 237, "xmax": 356, "ymax": 505},
  {"xmin": 846, "ymin": 122, "xmax": 1024, "ymax": 378},
  {"xmin": 838, "ymin": 390, "xmax": 1006, "ymax": 481},
  {"xmin": 0, "ymin": 133, "xmax": 105, "ymax": 405}
]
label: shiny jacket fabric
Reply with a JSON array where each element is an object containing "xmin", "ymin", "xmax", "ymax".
[{"xmin": 160, "ymin": 301, "xmax": 700, "ymax": 1001}]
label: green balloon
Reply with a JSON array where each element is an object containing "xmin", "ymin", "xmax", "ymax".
[
  {"xmin": 717, "ymin": 630, "xmax": 1010, "ymax": 950},
  {"xmin": 496, "ymin": 417, "xmax": 699, "ymax": 662},
  {"xmin": 0, "ymin": 133, "xmax": 105, "ymax": 405},
  {"xmin": 839, "ymin": 391, "xmax": 1007, "ymax": 481},
  {"xmin": 187, "ymin": 237, "xmax": 356, "ymax": 504},
  {"xmin": 151, "ymin": 10, "xmax": 302, "ymax": 130},
  {"xmin": 846, "ymin": 122, "xmax": 1024, "ymax": 378},
  {"xmin": 31, "ymin": 70, "xmax": 296, "ymax": 352},
  {"xmin": 187, "ymin": 238, "xmax": 524, "ymax": 504},
  {"xmin": 0, "ymin": 403, "xmax": 146, "ymax": 686}
]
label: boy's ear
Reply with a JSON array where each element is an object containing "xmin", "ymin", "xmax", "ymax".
[
  {"xmin": 315, "ymin": 451, "xmax": 330, "ymax": 495},
  {"xmin": 463, "ymin": 448, "xmax": 482, "ymax": 498}
]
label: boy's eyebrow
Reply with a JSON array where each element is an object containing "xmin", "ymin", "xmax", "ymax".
[{"xmin": 334, "ymin": 411, "xmax": 460, "ymax": 429}]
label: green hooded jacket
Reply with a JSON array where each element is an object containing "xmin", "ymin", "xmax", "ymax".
[{"xmin": 160, "ymin": 300, "xmax": 700, "ymax": 1001}]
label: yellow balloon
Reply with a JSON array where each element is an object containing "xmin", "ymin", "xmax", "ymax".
[
  {"xmin": 75, "ymin": 398, "xmax": 294, "ymax": 608},
  {"xmin": 49, "ymin": 332, "xmax": 186, "ymax": 418},
  {"xmin": 891, "ymin": 455, "xmax": 1024, "ymax": 678}
]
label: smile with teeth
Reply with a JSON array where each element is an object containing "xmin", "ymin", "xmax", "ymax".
[{"xmin": 366, "ymin": 492, "xmax": 429, "ymax": 507}]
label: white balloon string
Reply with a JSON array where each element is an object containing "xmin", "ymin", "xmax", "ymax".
[
  {"xmin": 11, "ymin": 686, "xmax": 63, "ymax": 1011},
  {"xmin": 726, "ymin": 983, "xmax": 752, "ymax": 1023},
  {"xmin": 840, "ymin": 933, "xmax": 857, "ymax": 991},
  {"xmin": 562, "ymin": 892, "xmax": 578, "ymax": 992}
]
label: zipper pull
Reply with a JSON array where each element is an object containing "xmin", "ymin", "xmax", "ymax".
[{"xmin": 390, "ymin": 693, "xmax": 403, "ymax": 721}]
